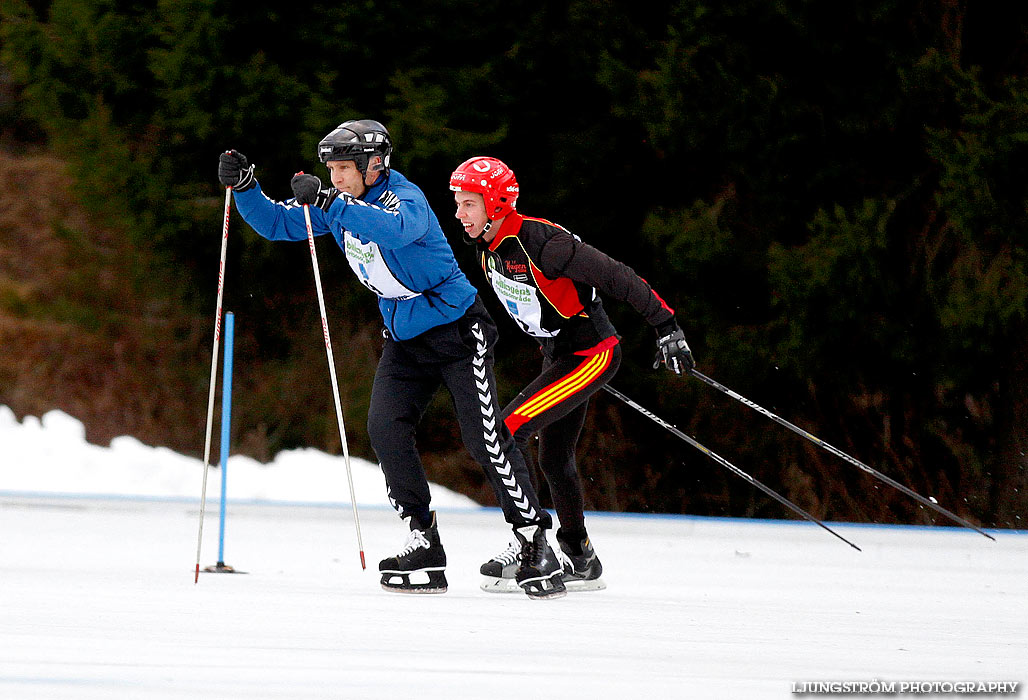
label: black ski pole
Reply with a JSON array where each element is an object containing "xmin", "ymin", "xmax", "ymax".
[
  {"xmin": 687, "ymin": 369, "xmax": 995, "ymax": 541},
  {"xmin": 602, "ymin": 384, "xmax": 861, "ymax": 551}
]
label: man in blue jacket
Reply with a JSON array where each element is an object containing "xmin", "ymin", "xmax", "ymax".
[{"xmin": 218, "ymin": 120, "xmax": 565, "ymax": 599}]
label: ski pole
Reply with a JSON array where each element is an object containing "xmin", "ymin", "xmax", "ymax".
[
  {"xmin": 688, "ymin": 369, "xmax": 995, "ymax": 541},
  {"xmin": 195, "ymin": 185, "xmax": 233, "ymax": 583},
  {"xmin": 302, "ymin": 200, "xmax": 366, "ymax": 569},
  {"xmin": 602, "ymin": 384, "xmax": 861, "ymax": 551}
]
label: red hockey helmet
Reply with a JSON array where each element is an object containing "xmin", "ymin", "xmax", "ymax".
[{"xmin": 449, "ymin": 156, "xmax": 519, "ymax": 220}]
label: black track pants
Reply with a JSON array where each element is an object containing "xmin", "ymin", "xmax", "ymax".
[
  {"xmin": 367, "ymin": 297, "xmax": 549, "ymax": 529},
  {"xmin": 501, "ymin": 344, "xmax": 622, "ymax": 537}
]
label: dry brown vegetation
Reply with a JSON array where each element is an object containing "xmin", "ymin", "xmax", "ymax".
[{"xmin": 0, "ymin": 151, "xmax": 211, "ymax": 450}]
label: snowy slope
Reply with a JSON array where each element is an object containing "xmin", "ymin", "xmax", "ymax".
[{"xmin": 0, "ymin": 406, "xmax": 474, "ymax": 507}]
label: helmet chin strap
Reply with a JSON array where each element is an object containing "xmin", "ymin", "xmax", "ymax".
[{"xmin": 462, "ymin": 220, "xmax": 492, "ymax": 247}]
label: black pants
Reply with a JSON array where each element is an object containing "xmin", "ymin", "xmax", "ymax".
[
  {"xmin": 367, "ymin": 297, "xmax": 549, "ymax": 529},
  {"xmin": 501, "ymin": 344, "xmax": 622, "ymax": 539}
]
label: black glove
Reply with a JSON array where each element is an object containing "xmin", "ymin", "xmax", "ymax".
[
  {"xmin": 653, "ymin": 321, "xmax": 695, "ymax": 375},
  {"xmin": 290, "ymin": 173, "xmax": 340, "ymax": 211},
  {"xmin": 218, "ymin": 150, "xmax": 255, "ymax": 191}
]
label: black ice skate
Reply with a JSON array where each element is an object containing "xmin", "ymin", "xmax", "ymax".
[
  {"xmin": 556, "ymin": 529, "xmax": 606, "ymax": 592},
  {"xmin": 478, "ymin": 539, "xmax": 522, "ymax": 593},
  {"xmin": 513, "ymin": 524, "xmax": 566, "ymax": 600},
  {"xmin": 379, "ymin": 512, "xmax": 447, "ymax": 594}
]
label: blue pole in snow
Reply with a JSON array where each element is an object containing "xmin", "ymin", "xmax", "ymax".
[{"xmin": 217, "ymin": 312, "xmax": 234, "ymax": 564}]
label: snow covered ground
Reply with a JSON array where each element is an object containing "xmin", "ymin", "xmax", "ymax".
[{"xmin": 1, "ymin": 407, "xmax": 1026, "ymax": 699}]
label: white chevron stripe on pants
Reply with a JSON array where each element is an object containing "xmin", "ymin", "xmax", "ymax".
[{"xmin": 470, "ymin": 321, "xmax": 537, "ymax": 522}]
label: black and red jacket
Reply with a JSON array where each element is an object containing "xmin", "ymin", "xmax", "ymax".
[{"xmin": 477, "ymin": 212, "xmax": 674, "ymax": 358}]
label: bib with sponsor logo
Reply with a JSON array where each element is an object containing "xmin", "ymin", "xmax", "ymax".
[
  {"xmin": 484, "ymin": 253, "xmax": 558, "ymax": 337},
  {"xmin": 343, "ymin": 232, "xmax": 420, "ymax": 300}
]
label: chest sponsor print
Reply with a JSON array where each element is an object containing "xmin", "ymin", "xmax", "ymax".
[
  {"xmin": 485, "ymin": 253, "xmax": 557, "ymax": 338},
  {"xmin": 343, "ymin": 232, "xmax": 420, "ymax": 300}
]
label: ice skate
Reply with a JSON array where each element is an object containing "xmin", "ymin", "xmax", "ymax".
[
  {"xmin": 478, "ymin": 539, "xmax": 522, "ymax": 593},
  {"xmin": 379, "ymin": 511, "xmax": 447, "ymax": 594},
  {"xmin": 513, "ymin": 524, "xmax": 566, "ymax": 600},
  {"xmin": 556, "ymin": 530, "xmax": 606, "ymax": 592},
  {"xmin": 480, "ymin": 530, "xmax": 606, "ymax": 593}
]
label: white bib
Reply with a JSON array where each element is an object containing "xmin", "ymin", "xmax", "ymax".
[
  {"xmin": 485, "ymin": 257, "xmax": 557, "ymax": 338},
  {"xmin": 343, "ymin": 232, "xmax": 420, "ymax": 300}
]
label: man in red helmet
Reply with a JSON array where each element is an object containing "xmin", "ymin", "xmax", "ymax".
[{"xmin": 450, "ymin": 156, "xmax": 694, "ymax": 592}]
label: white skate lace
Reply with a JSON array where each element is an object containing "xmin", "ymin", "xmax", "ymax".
[
  {"xmin": 489, "ymin": 540, "xmax": 520, "ymax": 566},
  {"xmin": 397, "ymin": 528, "xmax": 430, "ymax": 556}
]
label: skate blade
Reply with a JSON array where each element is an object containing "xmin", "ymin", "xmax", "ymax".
[
  {"xmin": 480, "ymin": 575, "xmax": 605, "ymax": 593},
  {"xmin": 524, "ymin": 585, "xmax": 567, "ymax": 600},
  {"xmin": 479, "ymin": 576, "xmax": 522, "ymax": 594},
  {"xmin": 380, "ymin": 570, "xmax": 447, "ymax": 594},
  {"xmin": 563, "ymin": 576, "xmax": 606, "ymax": 592},
  {"xmin": 380, "ymin": 583, "xmax": 447, "ymax": 594},
  {"xmin": 519, "ymin": 574, "xmax": 567, "ymax": 600}
]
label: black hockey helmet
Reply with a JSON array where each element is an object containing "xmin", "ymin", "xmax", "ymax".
[{"xmin": 317, "ymin": 119, "xmax": 392, "ymax": 178}]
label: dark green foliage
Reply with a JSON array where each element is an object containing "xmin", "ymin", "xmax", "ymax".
[{"xmin": 2, "ymin": 0, "xmax": 1027, "ymax": 527}]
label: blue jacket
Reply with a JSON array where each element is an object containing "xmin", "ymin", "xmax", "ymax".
[{"xmin": 233, "ymin": 170, "xmax": 477, "ymax": 340}]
